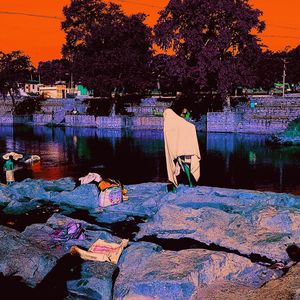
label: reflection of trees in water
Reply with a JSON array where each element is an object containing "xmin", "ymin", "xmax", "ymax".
[
  {"xmin": 1, "ymin": 126, "xmax": 300, "ymax": 193},
  {"xmin": 205, "ymin": 133, "xmax": 300, "ymax": 194}
]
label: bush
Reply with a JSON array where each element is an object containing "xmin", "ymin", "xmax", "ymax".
[
  {"xmin": 14, "ymin": 98, "xmax": 41, "ymax": 115},
  {"xmin": 284, "ymin": 117, "xmax": 300, "ymax": 137},
  {"xmin": 85, "ymin": 98, "xmax": 113, "ymax": 116}
]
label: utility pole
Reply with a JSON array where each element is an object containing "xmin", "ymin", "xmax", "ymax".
[
  {"xmin": 282, "ymin": 58, "xmax": 286, "ymax": 98},
  {"xmin": 70, "ymin": 72, "xmax": 73, "ymax": 94}
]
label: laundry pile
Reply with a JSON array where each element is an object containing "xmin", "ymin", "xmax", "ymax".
[{"xmin": 79, "ymin": 173, "xmax": 128, "ymax": 208}]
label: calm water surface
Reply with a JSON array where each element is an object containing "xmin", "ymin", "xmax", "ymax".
[{"xmin": 1, "ymin": 125, "xmax": 300, "ymax": 195}]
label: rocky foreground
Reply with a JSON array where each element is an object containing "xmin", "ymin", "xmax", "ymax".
[{"xmin": 0, "ymin": 178, "xmax": 299, "ymax": 299}]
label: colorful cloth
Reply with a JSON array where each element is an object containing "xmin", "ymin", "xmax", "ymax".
[
  {"xmin": 51, "ymin": 222, "xmax": 85, "ymax": 242},
  {"xmin": 70, "ymin": 238, "xmax": 129, "ymax": 264}
]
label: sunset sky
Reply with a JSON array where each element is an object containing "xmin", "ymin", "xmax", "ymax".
[{"xmin": 0, "ymin": 0, "xmax": 300, "ymax": 65}]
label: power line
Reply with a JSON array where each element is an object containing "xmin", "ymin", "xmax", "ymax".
[
  {"xmin": 268, "ymin": 24, "xmax": 300, "ymax": 31},
  {"xmin": 1, "ymin": 7, "xmax": 300, "ymax": 37},
  {"xmin": 114, "ymin": 0, "xmax": 163, "ymax": 9},
  {"xmin": 261, "ymin": 34, "xmax": 300, "ymax": 39},
  {"xmin": 0, "ymin": 11, "xmax": 63, "ymax": 20}
]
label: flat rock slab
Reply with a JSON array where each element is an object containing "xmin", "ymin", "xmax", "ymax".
[
  {"xmin": 50, "ymin": 184, "xmax": 100, "ymax": 211},
  {"xmin": 0, "ymin": 177, "xmax": 76, "ymax": 212},
  {"xmin": 114, "ymin": 242, "xmax": 281, "ymax": 300},
  {"xmin": 92, "ymin": 183, "xmax": 167, "ymax": 223},
  {"xmin": 137, "ymin": 185, "xmax": 300, "ymax": 262}
]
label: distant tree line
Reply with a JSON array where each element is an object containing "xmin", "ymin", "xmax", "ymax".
[{"xmin": 1, "ymin": 0, "xmax": 300, "ymax": 113}]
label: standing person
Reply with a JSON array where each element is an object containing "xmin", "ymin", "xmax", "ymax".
[
  {"xmin": 180, "ymin": 107, "xmax": 192, "ymax": 121},
  {"xmin": 3, "ymin": 155, "xmax": 15, "ymax": 185},
  {"xmin": 163, "ymin": 108, "xmax": 201, "ymax": 192}
]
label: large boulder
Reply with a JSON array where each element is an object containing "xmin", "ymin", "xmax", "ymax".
[
  {"xmin": 50, "ymin": 185, "xmax": 99, "ymax": 210},
  {"xmin": 4, "ymin": 179, "xmax": 53, "ymax": 202},
  {"xmin": 0, "ymin": 187, "xmax": 12, "ymax": 207},
  {"xmin": 0, "ymin": 225, "xmax": 57, "ymax": 287},
  {"xmin": 114, "ymin": 242, "xmax": 281, "ymax": 300},
  {"xmin": 137, "ymin": 186, "xmax": 300, "ymax": 262},
  {"xmin": 3, "ymin": 199, "xmax": 39, "ymax": 215},
  {"xmin": 0, "ymin": 177, "xmax": 75, "ymax": 209}
]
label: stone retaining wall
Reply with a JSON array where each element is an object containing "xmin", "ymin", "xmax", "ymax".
[
  {"xmin": 96, "ymin": 116, "xmax": 125, "ymax": 129},
  {"xmin": 207, "ymin": 111, "xmax": 290, "ymax": 134},
  {"xmin": 1, "ymin": 113, "xmax": 206, "ymax": 131},
  {"xmin": 0, "ymin": 115, "xmax": 33, "ymax": 125},
  {"xmin": 207, "ymin": 95, "xmax": 300, "ymax": 133},
  {"xmin": 131, "ymin": 116, "xmax": 163, "ymax": 129},
  {"xmin": 32, "ymin": 114, "xmax": 53, "ymax": 125},
  {"xmin": 65, "ymin": 115, "xmax": 96, "ymax": 127},
  {"xmin": 0, "ymin": 115, "xmax": 13, "ymax": 125}
]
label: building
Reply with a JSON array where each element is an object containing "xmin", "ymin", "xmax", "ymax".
[
  {"xmin": 39, "ymin": 83, "xmax": 67, "ymax": 99},
  {"xmin": 24, "ymin": 80, "xmax": 42, "ymax": 95}
]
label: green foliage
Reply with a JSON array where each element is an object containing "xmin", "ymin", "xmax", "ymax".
[
  {"xmin": 284, "ymin": 117, "xmax": 300, "ymax": 137},
  {"xmin": 38, "ymin": 59, "xmax": 71, "ymax": 85},
  {"xmin": 62, "ymin": 0, "xmax": 152, "ymax": 96},
  {"xmin": 14, "ymin": 98, "xmax": 41, "ymax": 115},
  {"xmin": 0, "ymin": 51, "xmax": 33, "ymax": 105},
  {"xmin": 114, "ymin": 94, "xmax": 142, "ymax": 115},
  {"xmin": 84, "ymin": 98, "xmax": 113, "ymax": 116}
]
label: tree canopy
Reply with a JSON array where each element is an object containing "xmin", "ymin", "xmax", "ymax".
[
  {"xmin": 154, "ymin": 0, "xmax": 265, "ymax": 96},
  {"xmin": 0, "ymin": 51, "xmax": 32, "ymax": 106},
  {"xmin": 62, "ymin": 0, "xmax": 153, "ymax": 96},
  {"xmin": 38, "ymin": 59, "xmax": 71, "ymax": 85}
]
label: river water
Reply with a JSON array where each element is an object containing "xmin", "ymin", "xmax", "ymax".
[{"xmin": 1, "ymin": 125, "xmax": 300, "ymax": 195}]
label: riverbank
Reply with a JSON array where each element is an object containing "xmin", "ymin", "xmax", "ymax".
[
  {"xmin": 2, "ymin": 95, "xmax": 300, "ymax": 134},
  {"xmin": 0, "ymin": 178, "xmax": 299, "ymax": 299}
]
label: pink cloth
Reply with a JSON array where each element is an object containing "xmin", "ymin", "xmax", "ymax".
[{"xmin": 79, "ymin": 173, "xmax": 102, "ymax": 184}]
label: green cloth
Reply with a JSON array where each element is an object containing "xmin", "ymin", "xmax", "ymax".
[
  {"xmin": 4, "ymin": 159, "xmax": 14, "ymax": 171},
  {"xmin": 184, "ymin": 111, "xmax": 191, "ymax": 120}
]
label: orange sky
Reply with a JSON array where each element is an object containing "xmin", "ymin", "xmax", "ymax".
[{"xmin": 0, "ymin": 0, "xmax": 300, "ymax": 66}]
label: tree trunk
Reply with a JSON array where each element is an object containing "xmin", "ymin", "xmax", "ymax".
[{"xmin": 8, "ymin": 88, "xmax": 15, "ymax": 112}]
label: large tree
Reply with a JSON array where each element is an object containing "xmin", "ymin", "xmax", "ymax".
[
  {"xmin": 286, "ymin": 45, "xmax": 300, "ymax": 85},
  {"xmin": 150, "ymin": 54, "xmax": 179, "ymax": 94},
  {"xmin": 38, "ymin": 59, "xmax": 71, "ymax": 85},
  {"xmin": 255, "ymin": 50, "xmax": 285, "ymax": 89},
  {"xmin": 61, "ymin": 0, "xmax": 153, "ymax": 96},
  {"xmin": 0, "ymin": 51, "xmax": 32, "ymax": 107},
  {"xmin": 154, "ymin": 0, "xmax": 265, "ymax": 97}
]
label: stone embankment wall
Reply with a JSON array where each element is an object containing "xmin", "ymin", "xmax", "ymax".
[{"xmin": 207, "ymin": 96, "xmax": 300, "ymax": 134}]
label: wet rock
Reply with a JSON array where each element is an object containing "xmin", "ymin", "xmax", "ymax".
[
  {"xmin": 3, "ymin": 199, "xmax": 39, "ymax": 215},
  {"xmin": 0, "ymin": 187, "xmax": 13, "ymax": 207},
  {"xmin": 67, "ymin": 261, "xmax": 117, "ymax": 300},
  {"xmin": 137, "ymin": 186, "xmax": 300, "ymax": 262},
  {"xmin": 36, "ymin": 177, "xmax": 76, "ymax": 192},
  {"xmin": 51, "ymin": 185, "xmax": 99, "ymax": 210},
  {"xmin": 4, "ymin": 179, "xmax": 53, "ymax": 202},
  {"xmin": 22, "ymin": 213, "xmax": 122, "ymax": 259},
  {"xmin": 0, "ymin": 225, "xmax": 57, "ymax": 287},
  {"xmin": 114, "ymin": 242, "xmax": 281, "ymax": 300},
  {"xmin": 92, "ymin": 183, "xmax": 166, "ymax": 223}
]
